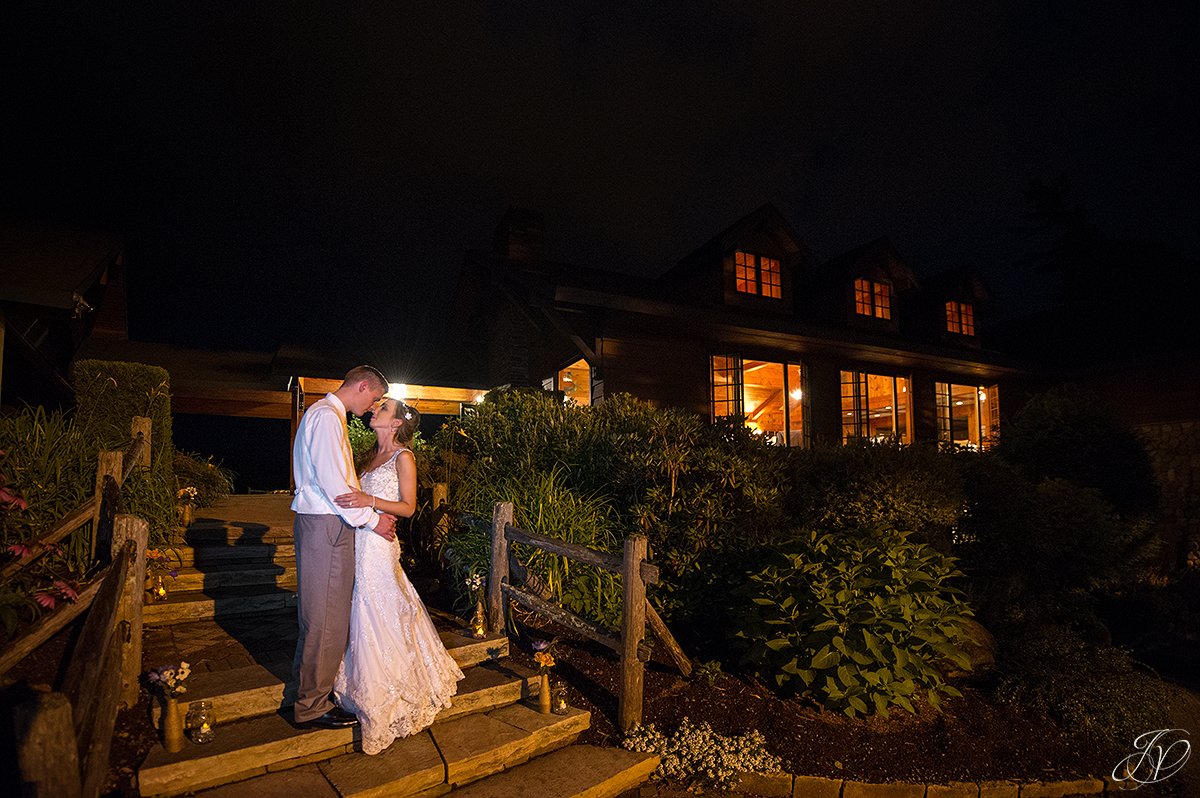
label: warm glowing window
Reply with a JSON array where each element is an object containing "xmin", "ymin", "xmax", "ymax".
[
  {"xmin": 945, "ymin": 301, "xmax": 975, "ymax": 336},
  {"xmin": 556, "ymin": 359, "xmax": 591, "ymax": 405},
  {"xmin": 734, "ymin": 251, "xmax": 783, "ymax": 299},
  {"xmin": 840, "ymin": 370, "xmax": 910, "ymax": 443},
  {"xmin": 711, "ymin": 355, "xmax": 807, "ymax": 446},
  {"xmin": 936, "ymin": 382, "xmax": 998, "ymax": 450},
  {"xmin": 853, "ymin": 278, "xmax": 892, "ymax": 319}
]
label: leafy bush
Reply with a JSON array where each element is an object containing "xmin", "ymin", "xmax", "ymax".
[
  {"xmin": 956, "ymin": 454, "xmax": 1160, "ymax": 623},
  {"xmin": 782, "ymin": 439, "xmax": 964, "ymax": 549},
  {"xmin": 445, "ymin": 468, "xmax": 623, "ymax": 628},
  {"xmin": 72, "ymin": 359, "xmax": 176, "ymax": 543},
  {"xmin": 0, "ymin": 406, "xmax": 99, "ymax": 572},
  {"xmin": 995, "ymin": 624, "xmax": 1171, "ymax": 756},
  {"xmin": 173, "ymin": 451, "xmax": 235, "ymax": 507},
  {"xmin": 997, "ymin": 384, "xmax": 1158, "ymax": 518},
  {"xmin": 432, "ymin": 390, "xmax": 789, "ymax": 630},
  {"xmin": 623, "ymin": 718, "xmax": 782, "ymax": 789},
  {"xmin": 734, "ymin": 527, "xmax": 974, "ymax": 717},
  {"xmin": 347, "ymin": 414, "xmax": 375, "ymax": 461}
]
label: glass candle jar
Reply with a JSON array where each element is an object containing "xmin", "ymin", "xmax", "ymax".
[
  {"xmin": 186, "ymin": 700, "xmax": 216, "ymax": 743},
  {"xmin": 551, "ymin": 681, "xmax": 570, "ymax": 715}
]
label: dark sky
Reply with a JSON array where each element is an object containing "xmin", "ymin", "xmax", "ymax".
[{"xmin": 4, "ymin": 2, "xmax": 1197, "ymax": 371}]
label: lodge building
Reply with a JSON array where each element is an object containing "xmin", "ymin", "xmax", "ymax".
[{"xmin": 450, "ymin": 204, "xmax": 1023, "ymax": 449}]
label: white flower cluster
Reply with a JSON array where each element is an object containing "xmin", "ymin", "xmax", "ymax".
[
  {"xmin": 148, "ymin": 661, "xmax": 191, "ymax": 697},
  {"xmin": 464, "ymin": 572, "xmax": 485, "ymax": 593},
  {"xmin": 622, "ymin": 717, "xmax": 782, "ymax": 789}
]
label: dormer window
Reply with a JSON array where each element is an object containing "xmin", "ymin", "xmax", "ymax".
[
  {"xmin": 735, "ymin": 251, "xmax": 782, "ymax": 299},
  {"xmin": 945, "ymin": 301, "xmax": 975, "ymax": 336},
  {"xmin": 854, "ymin": 278, "xmax": 892, "ymax": 320}
]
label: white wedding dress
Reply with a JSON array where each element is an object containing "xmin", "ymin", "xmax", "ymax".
[{"xmin": 333, "ymin": 449, "xmax": 464, "ymax": 755}]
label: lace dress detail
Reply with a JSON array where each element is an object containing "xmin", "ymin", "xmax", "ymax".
[{"xmin": 333, "ymin": 449, "xmax": 464, "ymax": 755}]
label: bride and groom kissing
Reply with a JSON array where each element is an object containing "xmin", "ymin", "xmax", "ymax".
[{"xmin": 290, "ymin": 365, "xmax": 463, "ymax": 756}]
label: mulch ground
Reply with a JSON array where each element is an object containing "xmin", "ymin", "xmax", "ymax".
[{"xmin": 506, "ymin": 616, "xmax": 1103, "ymax": 786}]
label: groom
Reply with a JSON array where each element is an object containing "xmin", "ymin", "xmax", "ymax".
[{"xmin": 291, "ymin": 365, "xmax": 396, "ymax": 728}]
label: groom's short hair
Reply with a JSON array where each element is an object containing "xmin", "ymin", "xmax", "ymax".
[{"xmin": 343, "ymin": 365, "xmax": 387, "ymax": 391}]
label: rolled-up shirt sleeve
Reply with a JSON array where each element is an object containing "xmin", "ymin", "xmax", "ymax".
[{"xmin": 304, "ymin": 409, "xmax": 378, "ymax": 530}]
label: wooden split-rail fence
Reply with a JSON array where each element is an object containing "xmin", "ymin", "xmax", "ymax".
[
  {"xmin": 486, "ymin": 501, "xmax": 691, "ymax": 733},
  {"xmin": 4, "ymin": 419, "xmax": 153, "ymax": 798}
]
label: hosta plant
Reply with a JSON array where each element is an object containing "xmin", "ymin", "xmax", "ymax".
[{"xmin": 734, "ymin": 527, "xmax": 975, "ymax": 717}]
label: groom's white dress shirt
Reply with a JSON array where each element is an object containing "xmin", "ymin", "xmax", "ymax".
[{"xmin": 291, "ymin": 392, "xmax": 380, "ymax": 530}]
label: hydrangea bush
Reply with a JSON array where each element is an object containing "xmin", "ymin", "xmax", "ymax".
[{"xmin": 623, "ymin": 717, "xmax": 782, "ymax": 789}]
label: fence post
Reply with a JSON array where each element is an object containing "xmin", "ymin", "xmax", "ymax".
[
  {"xmin": 619, "ymin": 534, "xmax": 648, "ymax": 733},
  {"xmin": 13, "ymin": 691, "xmax": 82, "ymax": 798},
  {"xmin": 488, "ymin": 502, "xmax": 512, "ymax": 634},
  {"xmin": 112, "ymin": 514, "xmax": 148, "ymax": 708},
  {"xmin": 89, "ymin": 451, "xmax": 123, "ymax": 562},
  {"xmin": 130, "ymin": 416, "xmax": 152, "ymax": 469}
]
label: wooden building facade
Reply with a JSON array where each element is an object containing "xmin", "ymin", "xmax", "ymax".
[{"xmin": 451, "ymin": 205, "xmax": 1024, "ymax": 448}]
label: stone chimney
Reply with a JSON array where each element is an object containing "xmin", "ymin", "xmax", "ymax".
[{"xmin": 493, "ymin": 207, "xmax": 544, "ymax": 263}]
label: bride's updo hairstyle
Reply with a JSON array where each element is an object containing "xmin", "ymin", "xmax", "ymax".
[{"xmin": 391, "ymin": 402, "xmax": 421, "ymax": 447}]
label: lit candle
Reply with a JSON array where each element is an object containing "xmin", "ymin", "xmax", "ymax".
[{"xmin": 200, "ymin": 722, "xmax": 211, "ymax": 732}]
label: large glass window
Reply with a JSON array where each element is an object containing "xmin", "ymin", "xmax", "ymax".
[
  {"xmin": 734, "ymin": 251, "xmax": 783, "ymax": 299},
  {"xmin": 711, "ymin": 355, "xmax": 807, "ymax": 446},
  {"xmin": 840, "ymin": 370, "xmax": 911, "ymax": 443},
  {"xmin": 853, "ymin": 278, "xmax": 893, "ymax": 320},
  {"xmin": 936, "ymin": 382, "xmax": 998, "ymax": 449}
]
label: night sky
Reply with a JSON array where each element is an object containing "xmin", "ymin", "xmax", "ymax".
[{"xmin": 4, "ymin": 2, "xmax": 1197, "ymax": 371}]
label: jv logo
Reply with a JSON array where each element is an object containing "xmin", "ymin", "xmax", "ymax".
[{"xmin": 1111, "ymin": 728, "xmax": 1191, "ymax": 789}]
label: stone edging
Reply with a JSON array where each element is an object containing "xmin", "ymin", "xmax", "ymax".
[{"xmin": 735, "ymin": 769, "xmax": 1122, "ymax": 797}]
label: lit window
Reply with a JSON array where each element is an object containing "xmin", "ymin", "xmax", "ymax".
[
  {"xmin": 711, "ymin": 355, "xmax": 807, "ymax": 446},
  {"xmin": 840, "ymin": 370, "xmax": 910, "ymax": 443},
  {"xmin": 734, "ymin": 251, "xmax": 783, "ymax": 299},
  {"xmin": 936, "ymin": 382, "xmax": 998, "ymax": 449},
  {"xmin": 945, "ymin": 301, "xmax": 975, "ymax": 336},
  {"xmin": 555, "ymin": 359, "xmax": 591, "ymax": 405},
  {"xmin": 853, "ymin": 278, "xmax": 892, "ymax": 319}
]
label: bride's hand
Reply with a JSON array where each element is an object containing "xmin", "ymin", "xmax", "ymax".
[{"xmin": 334, "ymin": 489, "xmax": 372, "ymax": 509}]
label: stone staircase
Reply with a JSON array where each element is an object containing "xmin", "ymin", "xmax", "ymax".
[{"xmin": 136, "ymin": 496, "xmax": 658, "ymax": 798}]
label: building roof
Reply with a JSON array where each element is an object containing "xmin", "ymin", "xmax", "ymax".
[{"xmin": 0, "ymin": 218, "xmax": 122, "ymax": 310}]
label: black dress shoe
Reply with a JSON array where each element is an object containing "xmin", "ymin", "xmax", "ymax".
[{"xmin": 297, "ymin": 707, "xmax": 359, "ymax": 729}]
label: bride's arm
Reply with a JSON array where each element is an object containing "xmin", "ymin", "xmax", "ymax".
[{"xmin": 333, "ymin": 451, "xmax": 417, "ymax": 519}]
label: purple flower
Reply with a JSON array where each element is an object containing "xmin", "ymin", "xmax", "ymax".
[
  {"xmin": 167, "ymin": 569, "xmax": 178, "ymax": 578},
  {"xmin": 531, "ymin": 639, "xmax": 550, "ymax": 651},
  {"xmin": 148, "ymin": 671, "xmax": 161, "ymax": 683}
]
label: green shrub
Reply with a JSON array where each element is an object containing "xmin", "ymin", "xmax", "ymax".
[
  {"xmin": 956, "ymin": 454, "xmax": 1160, "ymax": 623},
  {"xmin": 72, "ymin": 359, "xmax": 176, "ymax": 544},
  {"xmin": 996, "ymin": 624, "xmax": 1171, "ymax": 756},
  {"xmin": 446, "ymin": 467, "xmax": 623, "ymax": 628},
  {"xmin": 347, "ymin": 414, "xmax": 375, "ymax": 462},
  {"xmin": 782, "ymin": 439, "xmax": 964, "ymax": 549},
  {"xmin": 173, "ymin": 451, "xmax": 235, "ymax": 508},
  {"xmin": 997, "ymin": 384, "xmax": 1158, "ymax": 518},
  {"xmin": 0, "ymin": 406, "xmax": 99, "ymax": 572},
  {"xmin": 734, "ymin": 527, "xmax": 974, "ymax": 717}
]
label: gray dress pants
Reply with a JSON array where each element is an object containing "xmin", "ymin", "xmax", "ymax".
[{"xmin": 292, "ymin": 513, "xmax": 356, "ymax": 722}]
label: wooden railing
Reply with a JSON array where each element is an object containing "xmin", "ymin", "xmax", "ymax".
[
  {"xmin": 486, "ymin": 501, "xmax": 691, "ymax": 732},
  {"xmin": 13, "ymin": 514, "xmax": 148, "ymax": 798},
  {"xmin": 3, "ymin": 417, "xmax": 153, "ymax": 797}
]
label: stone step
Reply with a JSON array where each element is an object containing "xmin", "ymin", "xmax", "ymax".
[
  {"xmin": 139, "ymin": 698, "xmax": 590, "ymax": 797},
  {"xmin": 169, "ymin": 541, "xmax": 296, "ymax": 569},
  {"xmin": 165, "ymin": 559, "xmax": 297, "ymax": 592},
  {"xmin": 144, "ymin": 584, "xmax": 298, "ymax": 625},
  {"xmin": 450, "ymin": 745, "xmax": 660, "ymax": 798},
  {"xmin": 320, "ymin": 703, "xmax": 591, "ymax": 798},
  {"xmin": 152, "ymin": 641, "xmax": 518, "ymax": 726},
  {"xmin": 183, "ymin": 520, "xmax": 293, "ymax": 547}
]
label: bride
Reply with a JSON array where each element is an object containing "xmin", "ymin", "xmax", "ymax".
[{"xmin": 331, "ymin": 396, "xmax": 464, "ymax": 755}]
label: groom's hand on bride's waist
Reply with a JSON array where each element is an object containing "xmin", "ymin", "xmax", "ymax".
[{"xmin": 372, "ymin": 513, "xmax": 397, "ymax": 541}]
